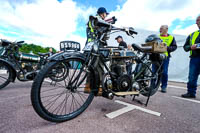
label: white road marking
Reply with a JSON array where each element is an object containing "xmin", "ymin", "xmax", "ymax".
[
  {"xmin": 172, "ymin": 96, "xmax": 200, "ymax": 104},
  {"xmin": 0, "ymin": 70, "xmax": 7, "ymax": 74},
  {"xmin": 105, "ymin": 100, "xmax": 161, "ymax": 119},
  {"xmin": 168, "ymin": 85, "xmax": 187, "ymax": 90}
]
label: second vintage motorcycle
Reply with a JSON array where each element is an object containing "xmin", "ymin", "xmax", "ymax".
[{"xmin": 0, "ymin": 40, "xmax": 70, "ymax": 89}]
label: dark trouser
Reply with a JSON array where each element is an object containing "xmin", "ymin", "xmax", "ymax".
[
  {"xmin": 161, "ymin": 57, "xmax": 170, "ymax": 89},
  {"xmin": 126, "ymin": 62, "xmax": 132, "ymax": 75},
  {"xmin": 152, "ymin": 57, "xmax": 170, "ymax": 90},
  {"xmin": 187, "ymin": 57, "xmax": 200, "ymax": 96}
]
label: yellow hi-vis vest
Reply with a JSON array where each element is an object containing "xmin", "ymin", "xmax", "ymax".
[
  {"xmin": 189, "ymin": 30, "xmax": 200, "ymax": 55},
  {"xmin": 88, "ymin": 21, "xmax": 95, "ymax": 42},
  {"xmin": 159, "ymin": 35, "xmax": 174, "ymax": 57},
  {"xmin": 87, "ymin": 15, "xmax": 102, "ymax": 42}
]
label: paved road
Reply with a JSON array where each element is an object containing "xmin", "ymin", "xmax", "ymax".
[{"xmin": 0, "ymin": 81, "xmax": 200, "ymax": 133}]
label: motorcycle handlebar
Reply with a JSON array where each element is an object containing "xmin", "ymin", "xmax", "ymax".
[
  {"xmin": 89, "ymin": 15, "xmax": 138, "ymax": 36},
  {"xmin": 17, "ymin": 41, "xmax": 24, "ymax": 44},
  {"xmin": 129, "ymin": 29, "xmax": 138, "ymax": 35}
]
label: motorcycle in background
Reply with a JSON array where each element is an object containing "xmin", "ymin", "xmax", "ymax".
[{"xmin": 0, "ymin": 39, "xmax": 53, "ymax": 89}]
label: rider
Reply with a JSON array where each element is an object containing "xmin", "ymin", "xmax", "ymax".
[
  {"xmin": 86, "ymin": 7, "xmax": 109, "ymax": 45},
  {"xmin": 84, "ymin": 7, "xmax": 109, "ymax": 94}
]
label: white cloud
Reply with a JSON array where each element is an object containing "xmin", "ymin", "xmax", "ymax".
[
  {"xmin": 110, "ymin": 0, "xmax": 200, "ymax": 34},
  {"xmin": 0, "ymin": 0, "xmax": 95, "ymax": 50},
  {"xmin": 173, "ymin": 24, "xmax": 198, "ymax": 35}
]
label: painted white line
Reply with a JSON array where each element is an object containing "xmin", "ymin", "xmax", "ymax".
[
  {"xmin": 0, "ymin": 70, "xmax": 7, "ymax": 74},
  {"xmin": 105, "ymin": 100, "xmax": 161, "ymax": 119},
  {"xmin": 172, "ymin": 96, "xmax": 200, "ymax": 104},
  {"xmin": 168, "ymin": 85, "xmax": 187, "ymax": 90},
  {"xmin": 44, "ymin": 79, "xmax": 52, "ymax": 83},
  {"xmin": 106, "ymin": 106, "xmax": 135, "ymax": 119}
]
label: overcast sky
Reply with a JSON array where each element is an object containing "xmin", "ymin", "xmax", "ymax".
[{"xmin": 0, "ymin": 0, "xmax": 199, "ymax": 50}]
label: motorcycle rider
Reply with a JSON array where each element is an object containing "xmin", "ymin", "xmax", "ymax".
[
  {"xmin": 86, "ymin": 7, "xmax": 109, "ymax": 45},
  {"xmin": 84, "ymin": 7, "xmax": 109, "ymax": 94}
]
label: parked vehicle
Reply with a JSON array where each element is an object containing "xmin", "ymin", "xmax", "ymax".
[
  {"xmin": 0, "ymin": 40, "xmax": 57, "ymax": 89},
  {"xmin": 31, "ymin": 16, "xmax": 166, "ymax": 122}
]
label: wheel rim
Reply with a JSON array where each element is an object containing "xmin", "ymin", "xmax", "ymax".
[
  {"xmin": 38, "ymin": 59, "xmax": 93, "ymax": 118},
  {"xmin": 139, "ymin": 61, "xmax": 160, "ymax": 96}
]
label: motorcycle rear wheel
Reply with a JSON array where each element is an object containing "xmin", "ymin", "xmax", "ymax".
[
  {"xmin": 31, "ymin": 58, "xmax": 95, "ymax": 122},
  {"xmin": 138, "ymin": 61, "xmax": 162, "ymax": 97}
]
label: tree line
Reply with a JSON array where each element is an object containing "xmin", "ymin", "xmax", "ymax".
[{"xmin": 19, "ymin": 43, "xmax": 57, "ymax": 55}]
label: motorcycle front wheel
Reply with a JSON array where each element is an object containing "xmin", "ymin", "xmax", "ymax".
[
  {"xmin": 0, "ymin": 61, "xmax": 12, "ymax": 89},
  {"xmin": 31, "ymin": 57, "xmax": 95, "ymax": 122}
]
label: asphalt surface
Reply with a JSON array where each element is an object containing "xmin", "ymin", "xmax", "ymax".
[{"xmin": 0, "ymin": 80, "xmax": 200, "ymax": 133}]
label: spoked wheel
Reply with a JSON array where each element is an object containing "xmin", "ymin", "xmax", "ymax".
[
  {"xmin": 0, "ymin": 61, "xmax": 12, "ymax": 89},
  {"xmin": 139, "ymin": 61, "xmax": 161, "ymax": 97},
  {"xmin": 31, "ymin": 58, "xmax": 95, "ymax": 122}
]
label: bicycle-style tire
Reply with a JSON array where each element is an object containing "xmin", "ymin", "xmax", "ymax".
[{"xmin": 31, "ymin": 58, "xmax": 95, "ymax": 122}]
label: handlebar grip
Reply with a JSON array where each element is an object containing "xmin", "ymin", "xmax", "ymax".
[
  {"xmin": 17, "ymin": 41, "xmax": 24, "ymax": 44},
  {"xmin": 129, "ymin": 28, "xmax": 138, "ymax": 35},
  {"xmin": 130, "ymin": 30, "xmax": 138, "ymax": 35}
]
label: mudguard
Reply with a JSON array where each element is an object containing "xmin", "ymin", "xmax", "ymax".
[
  {"xmin": 0, "ymin": 58, "xmax": 17, "ymax": 82},
  {"xmin": 48, "ymin": 51, "xmax": 86, "ymax": 62},
  {"xmin": 48, "ymin": 51, "xmax": 100, "ymax": 95}
]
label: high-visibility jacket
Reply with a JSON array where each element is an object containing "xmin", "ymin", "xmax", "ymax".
[
  {"xmin": 86, "ymin": 15, "xmax": 103, "ymax": 43},
  {"xmin": 87, "ymin": 21, "xmax": 95, "ymax": 42},
  {"xmin": 159, "ymin": 35, "xmax": 174, "ymax": 56},
  {"xmin": 189, "ymin": 30, "xmax": 200, "ymax": 55}
]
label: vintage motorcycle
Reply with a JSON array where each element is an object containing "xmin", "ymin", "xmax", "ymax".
[
  {"xmin": 0, "ymin": 39, "xmax": 67, "ymax": 89},
  {"xmin": 31, "ymin": 16, "xmax": 166, "ymax": 122}
]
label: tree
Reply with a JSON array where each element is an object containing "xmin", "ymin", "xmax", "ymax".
[{"xmin": 19, "ymin": 43, "xmax": 56, "ymax": 55}]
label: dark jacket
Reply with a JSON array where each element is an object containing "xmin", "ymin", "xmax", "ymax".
[
  {"xmin": 183, "ymin": 31, "xmax": 200, "ymax": 58},
  {"xmin": 119, "ymin": 41, "xmax": 127, "ymax": 48},
  {"xmin": 166, "ymin": 35, "xmax": 177, "ymax": 57}
]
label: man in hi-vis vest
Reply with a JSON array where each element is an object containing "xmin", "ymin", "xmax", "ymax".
[
  {"xmin": 159, "ymin": 25, "xmax": 177, "ymax": 93},
  {"xmin": 182, "ymin": 15, "xmax": 200, "ymax": 98}
]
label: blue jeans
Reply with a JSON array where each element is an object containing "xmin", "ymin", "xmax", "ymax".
[
  {"xmin": 152, "ymin": 57, "xmax": 170, "ymax": 89},
  {"xmin": 161, "ymin": 57, "xmax": 170, "ymax": 89},
  {"xmin": 126, "ymin": 62, "xmax": 132, "ymax": 75},
  {"xmin": 187, "ymin": 57, "xmax": 200, "ymax": 96}
]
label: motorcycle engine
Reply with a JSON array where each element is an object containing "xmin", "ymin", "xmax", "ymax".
[
  {"xmin": 111, "ymin": 59, "xmax": 132, "ymax": 92},
  {"xmin": 19, "ymin": 62, "xmax": 37, "ymax": 80},
  {"xmin": 102, "ymin": 58, "xmax": 132, "ymax": 92}
]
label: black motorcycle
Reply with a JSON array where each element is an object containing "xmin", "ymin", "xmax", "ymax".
[
  {"xmin": 31, "ymin": 16, "xmax": 166, "ymax": 122},
  {"xmin": 0, "ymin": 39, "xmax": 55, "ymax": 89}
]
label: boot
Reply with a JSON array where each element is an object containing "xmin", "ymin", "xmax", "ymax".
[
  {"xmin": 97, "ymin": 87, "xmax": 103, "ymax": 96},
  {"xmin": 84, "ymin": 83, "xmax": 91, "ymax": 93}
]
